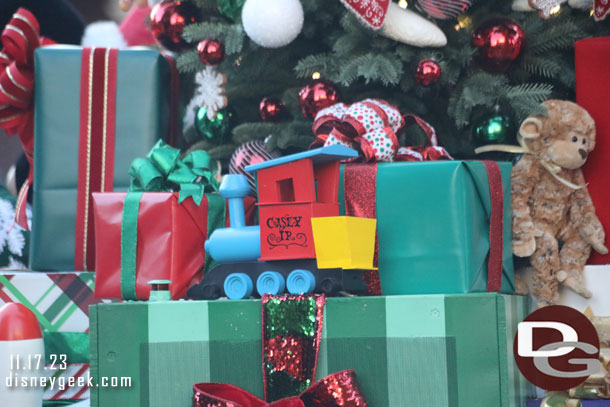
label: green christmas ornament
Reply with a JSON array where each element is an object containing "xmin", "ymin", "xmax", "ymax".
[
  {"xmin": 195, "ymin": 105, "xmax": 235, "ymax": 141},
  {"xmin": 218, "ymin": 0, "xmax": 246, "ymax": 21},
  {"xmin": 473, "ymin": 107, "xmax": 514, "ymax": 145}
]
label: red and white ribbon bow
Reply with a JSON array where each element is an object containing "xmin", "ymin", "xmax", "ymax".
[
  {"xmin": 395, "ymin": 114, "xmax": 453, "ymax": 162},
  {"xmin": 312, "ymin": 99, "xmax": 452, "ymax": 163},
  {"xmin": 0, "ymin": 8, "xmax": 55, "ymax": 228}
]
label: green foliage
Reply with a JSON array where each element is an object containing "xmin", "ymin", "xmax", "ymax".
[
  {"xmin": 182, "ymin": 22, "xmax": 245, "ymax": 53},
  {"xmin": 178, "ymin": 0, "xmax": 610, "ymax": 163}
]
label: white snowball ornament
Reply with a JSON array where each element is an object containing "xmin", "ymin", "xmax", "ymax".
[{"xmin": 241, "ymin": 0, "xmax": 304, "ymax": 48}]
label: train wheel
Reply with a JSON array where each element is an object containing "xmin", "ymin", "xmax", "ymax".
[
  {"xmin": 256, "ymin": 271, "xmax": 286, "ymax": 296},
  {"xmin": 223, "ymin": 273, "xmax": 253, "ymax": 300},
  {"xmin": 286, "ymin": 269, "xmax": 316, "ymax": 295},
  {"xmin": 320, "ymin": 278, "xmax": 339, "ymax": 296}
]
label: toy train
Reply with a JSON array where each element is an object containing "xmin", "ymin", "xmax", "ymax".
[{"xmin": 187, "ymin": 145, "xmax": 377, "ymax": 300}]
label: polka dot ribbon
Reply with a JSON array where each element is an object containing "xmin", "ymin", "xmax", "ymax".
[{"xmin": 312, "ymin": 99, "xmax": 452, "ymax": 163}]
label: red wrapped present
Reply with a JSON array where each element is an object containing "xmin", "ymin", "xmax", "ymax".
[
  {"xmin": 576, "ymin": 37, "xmax": 610, "ymax": 264},
  {"xmin": 93, "ymin": 141, "xmax": 255, "ymax": 300},
  {"xmin": 93, "ymin": 192, "xmax": 256, "ymax": 300}
]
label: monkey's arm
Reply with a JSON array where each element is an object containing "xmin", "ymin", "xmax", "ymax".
[
  {"xmin": 511, "ymin": 156, "xmax": 540, "ymax": 257},
  {"xmin": 570, "ymin": 170, "xmax": 608, "ymax": 254}
]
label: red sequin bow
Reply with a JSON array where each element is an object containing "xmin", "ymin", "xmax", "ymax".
[
  {"xmin": 193, "ymin": 370, "xmax": 368, "ymax": 407},
  {"xmin": 312, "ymin": 99, "xmax": 452, "ymax": 163},
  {"xmin": 0, "ymin": 8, "xmax": 55, "ymax": 227}
]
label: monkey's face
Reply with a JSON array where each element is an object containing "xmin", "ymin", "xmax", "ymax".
[
  {"xmin": 545, "ymin": 126, "xmax": 595, "ymax": 170},
  {"xmin": 521, "ymin": 100, "xmax": 597, "ymax": 171}
]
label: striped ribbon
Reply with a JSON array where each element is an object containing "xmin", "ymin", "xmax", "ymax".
[
  {"xmin": 74, "ymin": 47, "xmax": 119, "ymax": 271},
  {"xmin": 0, "ymin": 8, "xmax": 55, "ymax": 229}
]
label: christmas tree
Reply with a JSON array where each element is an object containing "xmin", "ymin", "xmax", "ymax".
[{"xmin": 171, "ymin": 0, "xmax": 610, "ymax": 163}]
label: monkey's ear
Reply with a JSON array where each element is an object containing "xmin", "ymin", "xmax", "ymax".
[{"xmin": 519, "ymin": 117, "xmax": 543, "ymax": 139}]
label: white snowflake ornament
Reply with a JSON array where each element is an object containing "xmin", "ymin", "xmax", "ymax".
[
  {"xmin": 0, "ymin": 194, "xmax": 28, "ymax": 260},
  {"xmin": 183, "ymin": 66, "xmax": 228, "ymax": 131}
]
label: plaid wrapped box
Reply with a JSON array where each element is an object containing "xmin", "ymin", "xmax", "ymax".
[
  {"xmin": 90, "ymin": 294, "xmax": 534, "ymax": 407},
  {"xmin": 0, "ymin": 271, "xmax": 105, "ymax": 401}
]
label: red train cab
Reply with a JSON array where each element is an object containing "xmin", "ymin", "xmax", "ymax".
[{"xmin": 245, "ymin": 146, "xmax": 358, "ymax": 261}]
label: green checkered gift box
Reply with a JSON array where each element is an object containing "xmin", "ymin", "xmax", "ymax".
[
  {"xmin": 90, "ymin": 293, "xmax": 534, "ymax": 407},
  {"xmin": 0, "ymin": 271, "xmax": 105, "ymax": 400}
]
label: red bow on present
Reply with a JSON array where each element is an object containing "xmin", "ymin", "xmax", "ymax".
[
  {"xmin": 396, "ymin": 114, "xmax": 453, "ymax": 161},
  {"xmin": 0, "ymin": 8, "xmax": 55, "ymax": 227},
  {"xmin": 312, "ymin": 99, "xmax": 452, "ymax": 163},
  {"xmin": 193, "ymin": 370, "xmax": 368, "ymax": 407},
  {"xmin": 312, "ymin": 99, "xmax": 404, "ymax": 163}
]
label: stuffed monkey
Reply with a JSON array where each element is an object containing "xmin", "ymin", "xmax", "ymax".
[{"xmin": 512, "ymin": 100, "xmax": 607, "ymax": 306}]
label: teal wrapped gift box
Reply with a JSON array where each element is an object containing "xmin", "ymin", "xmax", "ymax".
[
  {"xmin": 89, "ymin": 294, "xmax": 534, "ymax": 407},
  {"xmin": 31, "ymin": 46, "xmax": 175, "ymax": 271},
  {"xmin": 339, "ymin": 161, "xmax": 515, "ymax": 295}
]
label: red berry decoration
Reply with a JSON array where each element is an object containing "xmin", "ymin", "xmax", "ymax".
[
  {"xmin": 150, "ymin": 0, "xmax": 200, "ymax": 52},
  {"xmin": 259, "ymin": 97, "xmax": 285, "ymax": 122},
  {"xmin": 298, "ymin": 79, "xmax": 341, "ymax": 119},
  {"xmin": 197, "ymin": 39, "xmax": 225, "ymax": 66},
  {"xmin": 472, "ymin": 18, "xmax": 525, "ymax": 73},
  {"xmin": 415, "ymin": 59, "xmax": 442, "ymax": 86}
]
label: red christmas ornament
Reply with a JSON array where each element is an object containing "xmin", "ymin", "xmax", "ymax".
[
  {"xmin": 259, "ymin": 97, "xmax": 285, "ymax": 122},
  {"xmin": 197, "ymin": 39, "xmax": 225, "ymax": 66},
  {"xmin": 150, "ymin": 0, "xmax": 200, "ymax": 52},
  {"xmin": 415, "ymin": 59, "xmax": 442, "ymax": 86},
  {"xmin": 298, "ymin": 79, "xmax": 341, "ymax": 119},
  {"xmin": 472, "ymin": 18, "xmax": 525, "ymax": 73},
  {"xmin": 229, "ymin": 140, "xmax": 280, "ymax": 194}
]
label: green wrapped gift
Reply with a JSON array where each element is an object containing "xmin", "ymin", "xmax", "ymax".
[
  {"xmin": 89, "ymin": 294, "xmax": 534, "ymax": 407},
  {"xmin": 338, "ymin": 161, "xmax": 515, "ymax": 295},
  {"xmin": 31, "ymin": 46, "xmax": 176, "ymax": 271}
]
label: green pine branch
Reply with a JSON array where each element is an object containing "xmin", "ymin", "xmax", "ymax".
[
  {"xmin": 528, "ymin": 18, "xmax": 586, "ymax": 54},
  {"xmin": 294, "ymin": 54, "xmax": 333, "ymax": 79},
  {"xmin": 520, "ymin": 54, "xmax": 563, "ymax": 80},
  {"xmin": 182, "ymin": 22, "xmax": 245, "ymax": 54},
  {"xmin": 177, "ymin": 50, "xmax": 202, "ymax": 74}
]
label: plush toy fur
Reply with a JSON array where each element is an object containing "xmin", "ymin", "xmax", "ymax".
[{"xmin": 512, "ymin": 100, "xmax": 607, "ymax": 306}]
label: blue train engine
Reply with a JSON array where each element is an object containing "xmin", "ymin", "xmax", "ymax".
[{"xmin": 187, "ymin": 145, "xmax": 377, "ymax": 300}]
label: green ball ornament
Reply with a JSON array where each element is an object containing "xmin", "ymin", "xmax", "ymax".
[
  {"xmin": 195, "ymin": 106, "xmax": 235, "ymax": 141},
  {"xmin": 473, "ymin": 109, "xmax": 514, "ymax": 145}
]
